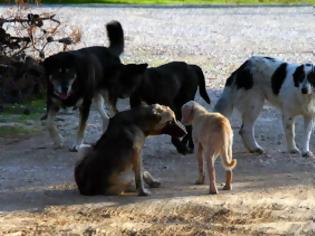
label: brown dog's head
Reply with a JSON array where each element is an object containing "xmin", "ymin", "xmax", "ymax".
[{"xmin": 145, "ymin": 104, "xmax": 187, "ymax": 137}]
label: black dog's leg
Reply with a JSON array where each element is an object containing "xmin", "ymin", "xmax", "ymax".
[
  {"xmin": 132, "ymin": 148, "xmax": 150, "ymax": 196},
  {"xmin": 181, "ymin": 126, "xmax": 194, "ymax": 153},
  {"xmin": 171, "ymin": 107, "xmax": 191, "ymax": 154},
  {"xmin": 70, "ymin": 99, "xmax": 92, "ymax": 152},
  {"xmin": 130, "ymin": 94, "xmax": 142, "ymax": 108},
  {"xmin": 171, "ymin": 136, "xmax": 189, "ymax": 154}
]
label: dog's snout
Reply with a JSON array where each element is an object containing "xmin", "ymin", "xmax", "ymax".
[
  {"xmin": 161, "ymin": 119, "xmax": 187, "ymax": 137},
  {"xmin": 301, "ymin": 87, "xmax": 308, "ymax": 94}
]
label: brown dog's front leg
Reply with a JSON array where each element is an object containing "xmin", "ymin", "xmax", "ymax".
[
  {"xmin": 223, "ymin": 170, "xmax": 233, "ymax": 190},
  {"xmin": 132, "ymin": 149, "xmax": 151, "ymax": 196}
]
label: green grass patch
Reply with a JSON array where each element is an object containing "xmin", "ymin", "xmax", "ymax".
[
  {"xmin": 0, "ymin": 98, "xmax": 45, "ymax": 137},
  {"xmin": 42, "ymin": 0, "xmax": 315, "ymax": 5},
  {"xmin": 0, "ymin": 126, "xmax": 38, "ymax": 137}
]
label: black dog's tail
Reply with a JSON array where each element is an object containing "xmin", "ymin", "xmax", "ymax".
[
  {"xmin": 192, "ymin": 65, "xmax": 211, "ymax": 104},
  {"xmin": 106, "ymin": 20, "xmax": 124, "ymax": 57}
]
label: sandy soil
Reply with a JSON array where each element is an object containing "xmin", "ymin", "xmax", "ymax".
[{"xmin": 0, "ymin": 5, "xmax": 315, "ymax": 236}]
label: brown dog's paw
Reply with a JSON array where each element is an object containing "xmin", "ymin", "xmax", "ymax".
[
  {"xmin": 149, "ymin": 180, "xmax": 161, "ymax": 188},
  {"xmin": 194, "ymin": 176, "xmax": 205, "ymax": 185},
  {"xmin": 209, "ymin": 190, "xmax": 219, "ymax": 195},
  {"xmin": 209, "ymin": 186, "xmax": 219, "ymax": 194},
  {"xmin": 138, "ymin": 188, "xmax": 151, "ymax": 196},
  {"xmin": 143, "ymin": 171, "xmax": 161, "ymax": 188},
  {"xmin": 222, "ymin": 184, "xmax": 232, "ymax": 191},
  {"xmin": 249, "ymin": 147, "xmax": 264, "ymax": 154}
]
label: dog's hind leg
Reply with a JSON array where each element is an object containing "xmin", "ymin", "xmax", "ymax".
[
  {"xmin": 94, "ymin": 94, "xmax": 110, "ymax": 131},
  {"xmin": 132, "ymin": 148, "xmax": 151, "ymax": 196},
  {"xmin": 47, "ymin": 105, "xmax": 63, "ymax": 148},
  {"xmin": 238, "ymin": 96, "xmax": 264, "ymax": 154},
  {"xmin": 223, "ymin": 170, "xmax": 233, "ymax": 191},
  {"xmin": 70, "ymin": 99, "xmax": 92, "ymax": 152},
  {"xmin": 301, "ymin": 115, "xmax": 314, "ymax": 158},
  {"xmin": 206, "ymin": 150, "xmax": 218, "ymax": 194},
  {"xmin": 282, "ymin": 113, "xmax": 300, "ymax": 155},
  {"xmin": 222, "ymin": 141, "xmax": 234, "ymax": 191},
  {"xmin": 195, "ymin": 143, "xmax": 205, "ymax": 185}
]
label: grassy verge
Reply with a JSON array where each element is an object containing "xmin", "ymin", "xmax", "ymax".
[
  {"xmin": 0, "ymin": 99, "xmax": 45, "ymax": 137},
  {"xmin": 42, "ymin": 0, "xmax": 315, "ymax": 5}
]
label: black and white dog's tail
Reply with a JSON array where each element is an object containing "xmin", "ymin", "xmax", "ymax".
[
  {"xmin": 106, "ymin": 20, "xmax": 124, "ymax": 57},
  {"xmin": 191, "ymin": 65, "xmax": 211, "ymax": 104}
]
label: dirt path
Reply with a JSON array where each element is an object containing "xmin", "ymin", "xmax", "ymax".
[{"xmin": 0, "ymin": 5, "xmax": 315, "ymax": 236}]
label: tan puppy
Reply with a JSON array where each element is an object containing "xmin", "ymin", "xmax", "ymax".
[{"xmin": 181, "ymin": 101, "xmax": 237, "ymax": 194}]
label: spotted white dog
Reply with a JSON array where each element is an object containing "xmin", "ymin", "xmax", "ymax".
[{"xmin": 214, "ymin": 56, "xmax": 315, "ymax": 158}]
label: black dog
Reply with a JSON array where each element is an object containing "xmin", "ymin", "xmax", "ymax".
[
  {"xmin": 111, "ymin": 61, "xmax": 211, "ymax": 154},
  {"xmin": 42, "ymin": 21, "xmax": 147, "ymax": 151},
  {"xmin": 74, "ymin": 104, "xmax": 187, "ymax": 196}
]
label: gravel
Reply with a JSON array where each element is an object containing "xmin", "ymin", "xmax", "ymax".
[{"xmin": 1, "ymin": 5, "xmax": 314, "ymax": 91}]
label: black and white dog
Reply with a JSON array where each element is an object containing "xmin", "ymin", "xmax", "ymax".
[
  {"xmin": 215, "ymin": 56, "xmax": 315, "ymax": 157},
  {"xmin": 43, "ymin": 21, "xmax": 147, "ymax": 151}
]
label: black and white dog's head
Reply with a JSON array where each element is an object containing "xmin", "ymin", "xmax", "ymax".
[
  {"xmin": 43, "ymin": 53, "xmax": 78, "ymax": 101},
  {"xmin": 294, "ymin": 64, "xmax": 315, "ymax": 95}
]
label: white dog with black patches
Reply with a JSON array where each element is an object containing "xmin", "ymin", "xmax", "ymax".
[{"xmin": 215, "ymin": 56, "xmax": 315, "ymax": 158}]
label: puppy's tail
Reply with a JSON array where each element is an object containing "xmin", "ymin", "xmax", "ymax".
[
  {"xmin": 106, "ymin": 20, "xmax": 124, "ymax": 56},
  {"xmin": 221, "ymin": 134, "xmax": 237, "ymax": 170},
  {"xmin": 213, "ymin": 75, "xmax": 235, "ymax": 118},
  {"xmin": 192, "ymin": 65, "xmax": 211, "ymax": 104}
]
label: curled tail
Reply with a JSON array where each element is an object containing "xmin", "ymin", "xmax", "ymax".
[
  {"xmin": 221, "ymin": 134, "xmax": 237, "ymax": 170},
  {"xmin": 106, "ymin": 20, "xmax": 124, "ymax": 56},
  {"xmin": 191, "ymin": 65, "xmax": 211, "ymax": 104}
]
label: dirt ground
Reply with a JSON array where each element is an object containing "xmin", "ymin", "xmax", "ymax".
[{"xmin": 1, "ymin": 5, "xmax": 315, "ymax": 236}]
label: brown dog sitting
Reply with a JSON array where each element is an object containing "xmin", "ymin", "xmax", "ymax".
[
  {"xmin": 75, "ymin": 104, "xmax": 187, "ymax": 196},
  {"xmin": 181, "ymin": 101, "xmax": 237, "ymax": 194}
]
